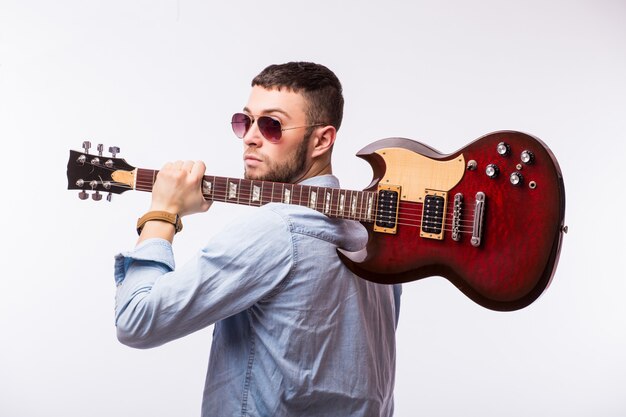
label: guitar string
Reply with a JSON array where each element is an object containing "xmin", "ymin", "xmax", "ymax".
[
  {"xmin": 198, "ymin": 184, "xmax": 479, "ymax": 232},
  {"xmin": 135, "ymin": 180, "xmax": 478, "ymax": 233},
  {"xmin": 133, "ymin": 177, "xmax": 479, "ymax": 228},
  {"xmin": 134, "ymin": 175, "xmax": 482, "ymax": 219},
  {"xmin": 83, "ymin": 162, "xmax": 480, "ymax": 234},
  {"xmin": 104, "ymin": 175, "xmax": 480, "ymax": 233},
  {"xmin": 176, "ymin": 182, "xmax": 476, "ymax": 233},
  {"xmin": 92, "ymin": 177, "xmax": 478, "ymax": 234}
]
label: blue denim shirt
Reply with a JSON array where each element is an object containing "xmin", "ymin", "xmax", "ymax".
[{"xmin": 114, "ymin": 175, "xmax": 401, "ymax": 417}]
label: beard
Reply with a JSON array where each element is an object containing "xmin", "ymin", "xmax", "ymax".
[{"xmin": 244, "ymin": 130, "xmax": 312, "ymax": 183}]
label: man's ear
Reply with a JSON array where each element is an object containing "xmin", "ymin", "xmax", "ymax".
[{"xmin": 311, "ymin": 125, "xmax": 337, "ymax": 158}]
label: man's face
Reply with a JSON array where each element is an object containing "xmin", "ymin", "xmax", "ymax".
[{"xmin": 241, "ymin": 86, "xmax": 313, "ymax": 183}]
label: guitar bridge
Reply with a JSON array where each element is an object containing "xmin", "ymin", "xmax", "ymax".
[
  {"xmin": 373, "ymin": 185, "xmax": 401, "ymax": 234},
  {"xmin": 451, "ymin": 193, "xmax": 463, "ymax": 241},
  {"xmin": 420, "ymin": 189, "xmax": 448, "ymax": 240},
  {"xmin": 471, "ymin": 192, "xmax": 486, "ymax": 247}
]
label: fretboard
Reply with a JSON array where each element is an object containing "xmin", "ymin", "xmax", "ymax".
[{"xmin": 135, "ymin": 168, "xmax": 378, "ymax": 222}]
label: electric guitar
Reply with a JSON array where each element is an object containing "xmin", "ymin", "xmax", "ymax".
[{"xmin": 66, "ymin": 130, "xmax": 566, "ymax": 311}]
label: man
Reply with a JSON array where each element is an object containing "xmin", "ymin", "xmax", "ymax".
[{"xmin": 114, "ymin": 62, "xmax": 401, "ymax": 416}]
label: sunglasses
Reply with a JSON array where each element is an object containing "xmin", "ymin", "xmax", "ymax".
[{"xmin": 231, "ymin": 112, "xmax": 325, "ymax": 142}]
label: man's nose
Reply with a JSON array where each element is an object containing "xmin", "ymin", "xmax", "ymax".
[{"xmin": 242, "ymin": 120, "xmax": 263, "ymax": 147}]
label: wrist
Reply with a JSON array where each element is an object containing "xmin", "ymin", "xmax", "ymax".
[{"xmin": 137, "ymin": 211, "xmax": 183, "ymax": 235}]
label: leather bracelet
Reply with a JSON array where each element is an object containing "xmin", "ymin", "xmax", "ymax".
[{"xmin": 136, "ymin": 211, "xmax": 183, "ymax": 235}]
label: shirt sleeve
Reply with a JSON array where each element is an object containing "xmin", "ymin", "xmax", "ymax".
[{"xmin": 114, "ymin": 206, "xmax": 295, "ymax": 349}]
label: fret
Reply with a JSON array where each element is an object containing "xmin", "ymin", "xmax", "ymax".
[
  {"xmin": 316, "ymin": 187, "xmax": 322, "ymax": 211},
  {"xmin": 309, "ymin": 188, "xmax": 317, "ymax": 209},
  {"xmin": 298, "ymin": 185, "xmax": 306, "ymax": 207},
  {"xmin": 268, "ymin": 182, "xmax": 276, "ymax": 203},
  {"xmin": 134, "ymin": 169, "xmax": 143, "ymax": 190},
  {"xmin": 268, "ymin": 181, "xmax": 275, "ymax": 205},
  {"xmin": 366, "ymin": 192, "xmax": 374, "ymax": 221},
  {"xmin": 313, "ymin": 186, "xmax": 319, "ymax": 211},
  {"xmin": 237, "ymin": 179, "xmax": 249, "ymax": 206},
  {"xmin": 227, "ymin": 180, "xmax": 238, "ymax": 200},
  {"xmin": 136, "ymin": 169, "xmax": 154, "ymax": 192},
  {"xmin": 263, "ymin": 182, "xmax": 269, "ymax": 203},
  {"xmin": 202, "ymin": 177, "xmax": 213, "ymax": 198},
  {"xmin": 264, "ymin": 181, "xmax": 270, "ymax": 204},
  {"xmin": 283, "ymin": 185, "xmax": 291, "ymax": 204},
  {"xmin": 251, "ymin": 183, "xmax": 261, "ymax": 204},
  {"xmin": 316, "ymin": 187, "xmax": 322, "ymax": 213},
  {"xmin": 324, "ymin": 189, "xmax": 332, "ymax": 215},
  {"xmin": 358, "ymin": 191, "xmax": 365, "ymax": 221},
  {"xmin": 315, "ymin": 187, "xmax": 326, "ymax": 213},
  {"xmin": 339, "ymin": 192, "xmax": 346, "ymax": 218},
  {"xmin": 247, "ymin": 180, "xmax": 254, "ymax": 205},
  {"xmin": 351, "ymin": 192, "xmax": 358, "ymax": 219},
  {"xmin": 267, "ymin": 182, "xmax": 273, "ymax": 204},
  {"xmin": 212, "ymin": 177, "xmax": 228, "ymax": 202}
]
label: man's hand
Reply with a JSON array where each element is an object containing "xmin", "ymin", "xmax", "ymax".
[
  {"xmin": 150, "ymin": 160, "xmax": 212, "ymax": 217},
  {"xmin": 137, "ymin": 160, "xmax": 212, "ymax": 244}
]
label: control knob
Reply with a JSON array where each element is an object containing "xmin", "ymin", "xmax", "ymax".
[
  {"xmin": 485, "ymin": 164, "xmax": 499, "ymax": 179},
  {"xmin": 497, "ymin": 142, "xmax": 511, "ymax": 156},
  {"xmin": 510, "ymin": 171, "xmax": 524, "ymax": 186},
  {"xmin": 520, "ymin": 150, "xmax": 535, "ymax": 165}
]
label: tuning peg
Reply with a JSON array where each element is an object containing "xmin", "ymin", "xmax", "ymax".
[
  {"xmin": 97, "ymin": 144, "xmax": 104, "ymax": 156},
  {"xmin": 109, "ymin": 146, "xmax": 120, "ymax": 157},
  {"xmin": 78, "ymin": 191, "xmax": 89, "ymax": 200},
  {"xmin": 107, "ymin": 192, "xmax": 113, "ymax": 202},
  {"xmin": 82, "ymin": 141, "xmax": 91, "ymax": 153},
  {"xmin": 92, "ymin": 191, "xmax": 102, "ymax": 201}
]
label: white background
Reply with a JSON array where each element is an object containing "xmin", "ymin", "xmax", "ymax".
[{"xmin": 1, "ymin": 0, "xmax": 625, "ymax": 416}]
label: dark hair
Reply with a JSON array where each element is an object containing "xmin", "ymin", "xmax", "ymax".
[{"xmin": 251, "ymin": 62, "xmax": 344, "ymax": 131}]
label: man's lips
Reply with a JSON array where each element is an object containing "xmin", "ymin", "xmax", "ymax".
[{"xmin": 244, "ymin": 153, "xmax": 263, "ymax": 168}]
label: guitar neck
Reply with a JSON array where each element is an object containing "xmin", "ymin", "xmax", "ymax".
[{"xmin": 135, "ymin": 168, "xmax": 378, "ymax": 223}]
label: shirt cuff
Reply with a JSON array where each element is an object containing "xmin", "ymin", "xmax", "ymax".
[{"xmin": 114, "ymin": 238, "xmax": 175, "ymax": 285}]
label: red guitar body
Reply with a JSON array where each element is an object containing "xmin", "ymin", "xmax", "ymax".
[{"xmin": 338, "ymin": 131, "xmax": 566, "ymax": 311}]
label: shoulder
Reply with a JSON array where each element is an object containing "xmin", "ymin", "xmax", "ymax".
[
  {"xmin": 212, "ymin": 205, "xmax": 294, "ymax": 252},
  {"xmin": 259, "ymin": 203, "xmax": 368, "ymax": 252}
]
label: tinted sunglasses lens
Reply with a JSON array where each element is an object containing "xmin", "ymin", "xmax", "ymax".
[
  {"xmin": 257, "ymin": 116, "xmax": 282, "ymax": 142},
  {"xmin": 231, "ymin": 113, "xmax": 251, "ymax": 138}
]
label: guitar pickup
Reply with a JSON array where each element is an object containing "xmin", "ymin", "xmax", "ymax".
[
  {"xmin": 373, "ymin": 185, "xmax": 401, "ymax": 234},
  {"xmin": 420, "ymin": 189, "xmax": 448, "ymax": 240}
]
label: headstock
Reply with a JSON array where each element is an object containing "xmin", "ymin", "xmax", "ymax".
[{"xmin": 66, "ymin": 141, "xmax": 136, "ymax": 202}]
